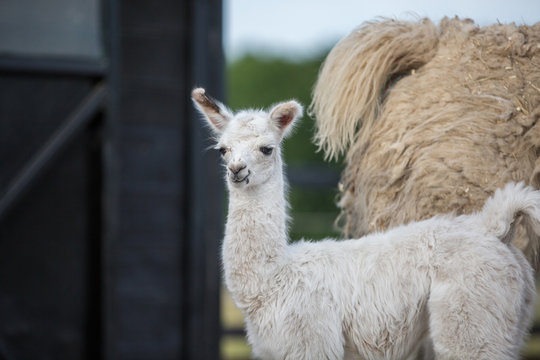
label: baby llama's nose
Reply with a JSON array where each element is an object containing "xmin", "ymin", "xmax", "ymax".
[{"xmin": 228, "ymin": 163, "xmax": 246, "ymax": 175}]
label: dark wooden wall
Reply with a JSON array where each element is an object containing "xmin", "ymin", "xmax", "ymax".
[{"xmin": 0, "ymin": 1, "xmax": 223, "ymax": 359}]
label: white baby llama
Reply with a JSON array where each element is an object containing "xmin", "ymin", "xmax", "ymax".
[{"xmin": 192, "ymin": 87, "xmax": 540, "ymax": 360}]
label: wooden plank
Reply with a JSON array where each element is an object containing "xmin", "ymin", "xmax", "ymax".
[
  {"xmin": 0, "ymin": 113, "xmax": 102, "ymax": 360},
  {"xmin": 0, "ymin": 84, "xmax": 105, "ymax": 219}
]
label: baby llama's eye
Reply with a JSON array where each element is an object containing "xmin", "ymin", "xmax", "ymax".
[
  {"xmin": 218, "ymin": 147, "xmax": 227, "ymax": 156},
  {"xmin": 260, "ymin": 146, "xmax": 273, "ymax": 155}
]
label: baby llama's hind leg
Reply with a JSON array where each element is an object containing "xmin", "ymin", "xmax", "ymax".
[
  {"xmin": 428, "ymin": 255, "xmax": 525, "ymax": 359},
  {"xmin": 280, "ymin": 310, "xmax": 345, "ymax": 360},
  {"xmin": 508, "ymin": 246, "xmax": 536, "ymax": 354}
]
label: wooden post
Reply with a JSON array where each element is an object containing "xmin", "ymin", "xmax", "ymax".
[{"xmin": 103, "ymin": 0, "xmax": 223, "ymax": 359}]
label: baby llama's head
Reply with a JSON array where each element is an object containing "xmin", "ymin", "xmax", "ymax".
[{"xmin": 192, "ymin": 88, "xmax": 302, "ymax": 189}]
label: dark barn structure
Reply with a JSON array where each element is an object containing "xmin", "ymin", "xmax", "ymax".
[{"xmin": 0, "ymin": 0, "xmax": 224, "ymax": 359}]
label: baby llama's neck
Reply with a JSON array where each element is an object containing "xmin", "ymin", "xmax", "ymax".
[{"xmin": 222, "ymin": 166, "xmax": 289, "ymax": 309}]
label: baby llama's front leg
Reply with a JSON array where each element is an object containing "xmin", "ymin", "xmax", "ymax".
[{"xmin": 280, "ymin": 301, "xmax": 346, "ymax": 360}]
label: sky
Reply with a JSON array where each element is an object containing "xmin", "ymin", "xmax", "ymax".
[{"xmin": 224, "ymin": 0, "xmax": 540, "ymax": 60}]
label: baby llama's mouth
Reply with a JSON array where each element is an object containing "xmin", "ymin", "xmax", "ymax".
[{"xmin": 232, "ymin": 170, "xmax": 251, "ymax": 184}]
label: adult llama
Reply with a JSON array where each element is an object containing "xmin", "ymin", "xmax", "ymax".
[{"xmin": 311, "ymin": 17, "xmax": 540, "ymax": 258}]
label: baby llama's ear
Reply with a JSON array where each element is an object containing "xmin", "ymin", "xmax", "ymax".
[
  {"xmin": 192, "ymin": 88, "xmax": 232, "ymax": 133},
  {"xmin": 269, "ymin": 100, "xmax": 303, "ymax": 138}
]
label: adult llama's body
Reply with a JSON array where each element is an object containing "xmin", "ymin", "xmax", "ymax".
[
  {"xmin": 193, "ymin": 88, "xmax": 540, "ymax": 359},
  {"xmin": 311, "ymin": 17, "xmax": 540, "ymax": 255}
]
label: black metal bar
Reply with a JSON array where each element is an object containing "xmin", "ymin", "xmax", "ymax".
[
  {"xmin": 222, "ymin": 328, "xmax": 247, "ymax": 337},
  {"xmin": 531, "ymin": 324, "xmax": 540, "ymax": 334},
  {"xmin": 0, "ymin": 83, "xmax": 106, "ymax": 220},
  {"xmin": 0, "ymin": 56, "xmax": 107, "ymax": 77}
]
